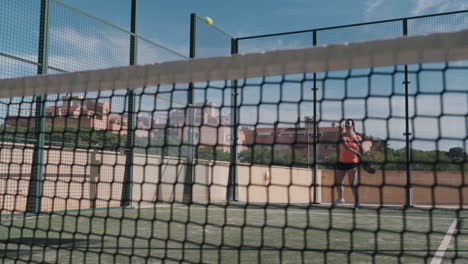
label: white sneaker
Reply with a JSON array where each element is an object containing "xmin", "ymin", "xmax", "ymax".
[
  {"xmin": 334, "ymin": 198, "xmax": 345, "ymax": 205},
  {"xmin": 351, "ymin": 203, "xmax": 360, "ymax": 209}
]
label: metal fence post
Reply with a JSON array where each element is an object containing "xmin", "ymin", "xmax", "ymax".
[
  {"xmin": 26, "ymin": 0, "xmax": 50, "ymax": 214},
  {"xmin": 183, "ymin": 13, "xmax": 197, "ymax": 203},
  {"xmin": 227, "ymin": 38, "xmax": 239, "ymax": 201},
  {"xmin": 121, "ymin": 0, "xmax": 138, "ymax": 207},
  {"xmin": 403, "ymin": 19, "xmax": 413, "ymax": 208},
  {"xmin": 90, "ymin": 150, "xmax": 99, "ymax": 208},
  {"xmin": 312, "ymin": 30, "xmax": 320, "ymax": 204}
]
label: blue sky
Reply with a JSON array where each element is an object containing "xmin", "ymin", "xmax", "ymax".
[{"xmin": 58, "ymin": 0, "xmax": 468, "ymax": 57}]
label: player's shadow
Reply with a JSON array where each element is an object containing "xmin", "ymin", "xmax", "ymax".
[{"xmin": 0, "ymin": 237, "xmax": 101, "ymax": 259}]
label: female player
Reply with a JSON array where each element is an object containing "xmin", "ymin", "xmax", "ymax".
[{"xmin": 334, "ymin": 119, "xmax": 361, "ymax": 209}]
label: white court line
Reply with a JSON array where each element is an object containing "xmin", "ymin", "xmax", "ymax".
[{"xmin": 431, "ymin": 219, "xmax": 458, "ymax": 264}]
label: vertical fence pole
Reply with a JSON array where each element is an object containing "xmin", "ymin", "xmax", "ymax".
[
  {"xmin": 183, "ymin": 13, "xmax": 197, "ymax": 203},
  {"xmin": 26, "ymin": 0, "xmax": 50, "ymax": 213},
  {"xmin": 227, "ymin": 38, "xmax": 239, "ymax": 201},
  {"xmin": 312, "ymin": 30, "xmax": 320, "ymax": 204},
  {"xmin": 403, "ymin": 19, "xmax": 413, "ymax": 208},
  {"xmin": 121, "ymin": 0, "xmax": 138, "ymax": 207},
  {"xmin": 90, "ymin": 150, "xmax": 99, "ymax": 208}
]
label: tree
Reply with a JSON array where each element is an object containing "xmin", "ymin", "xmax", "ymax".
[
  {"xmin": 321, "ymin": 152, "xmax": 337, "ymax": 169},
  {"xmin": 46, "ymin": 125, "xmax": 124, "ymax": 150},
  {"xmin": 239, "ymin": 147, "xmax": 273, "ymax": 165},
  {"xmin": 385, "ymin": 148, "xmax": 406, "ymax": 171},
  {"xmin": 362, "ymin": 150, "xmax": 384, "ymax": 163},
  {"xmin": 197, "ymin": 146, "xmax": 230, "ymax": 162},
  {"xmin": 448, "ymin": 147, "xmax": 465, "ymax": 162},
  {"xmin": 252, "ymin": 147, "xmax": 273, "ymax": 165},
  {"xmin": 238, "ymin": 149, "xmax": 253, "ymax": 163},
  {"xmin": 434, "ymin": 151, "xmax": 460, "ymax": 171},
  {"xmin": 409, "ymin": 149, "xmax": 436, "ymax": 171},
  {"xmin": 275, "ymin": 150, "xmax": 307, "ymax": 167},
  {"xmin": 134, "ymin": 134, "xmax": 184, "ymax": 157}
]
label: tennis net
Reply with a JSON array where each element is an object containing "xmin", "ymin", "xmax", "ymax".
[{"xmin": 0, "ymin": 29, "xmax": 468, "ymax": 263}]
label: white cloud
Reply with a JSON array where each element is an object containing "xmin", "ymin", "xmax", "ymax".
[
  {"xmin": 411, "ymin": 0, "xmax": 468, "ymax": 15},
  {"xmin": 233, "ymin": 31, "xmax": 256, "ymax": 39},
  {"xmin": 48, "ymin": 26, "xmax": 130, "ymax": 71},
  {"xmin": 238, "ymin": 37, "xmax": 314, "ymax": 54},
  {"xmin": 364, "ymin": 0, "xmax": 468, "ymax": 24},
  {"xmin": 412, "ymin": 0, "xmax": 441, "ymax": 15},
  {"xmin": 47, "ymin": 26, "xmax": 188, "ymax": 71},
  {"xmin": 364, "ymin": 0, "xmax": 385, "ymax": 20},
  {"xmin": 1, "ymin": 25, "xmax": 132, "ymax": 77}
]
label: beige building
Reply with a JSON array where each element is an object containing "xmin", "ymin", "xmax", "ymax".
[
  {"xmin": 147, "ymin": 102, "xmax": 245, "ymax": 152},
  {"xmin": 240, "ymin": 121, "xmax": 380, "ymax": 160},
  {"xmin": 5, "ymin": 95, "xmax": 128, "ymax": 135}
]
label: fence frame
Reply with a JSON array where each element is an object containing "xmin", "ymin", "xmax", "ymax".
[
  {"xmin": 229, "ymin": 9, "xmax": 468, "ymax": 207},
  {"xmin": 1, "ymin": 0, "xmax": 187, "ymax": 214}
]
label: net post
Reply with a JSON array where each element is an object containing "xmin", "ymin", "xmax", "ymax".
[
  {"xmin": 121, "ymin": 0, "xmax": 138, "ymax": 207},
  {"xmin": 26, "ymin": 0, "xmax": 50, "ymax": 214},
  {"xmin": 312, "ymin": 30, "xmax": 320, "ymax": 204},
  {"xmin": 403, "ymin": 19, "xmax": 413, "ymax": 208},
  {"xmin": 227, "ymin": 38, "xmax": 239, "ymax": 201},
  {"xmin": 182, "ymin": 13, "xmax": 197, "ymax": 203}
]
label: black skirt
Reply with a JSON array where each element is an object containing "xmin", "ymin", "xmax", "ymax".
[{"xmin": 336, "ymin": 162, "xmax": 358, "ymax": 170}]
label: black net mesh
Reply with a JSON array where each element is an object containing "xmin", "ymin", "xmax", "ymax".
[
  {"xmin": 2, "ymin": 3, "xmax": 468, "ymax": 264},
  {"xmin": 1, "ymin": 30, "xmax": 468, "ymax": 262}
]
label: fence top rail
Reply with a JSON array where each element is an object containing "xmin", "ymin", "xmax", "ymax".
[
  {"xmin": 236, "ymin": 9, "xmax": 468, "ymax": 41},
  {"xmin": 195, "ymin": 14, "xmax": 235, "ymax": 40}
]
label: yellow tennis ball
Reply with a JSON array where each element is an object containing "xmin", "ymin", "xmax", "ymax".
[{"xmin": 204, "ymin": 17, "xmax": 213, "ymax": 25}]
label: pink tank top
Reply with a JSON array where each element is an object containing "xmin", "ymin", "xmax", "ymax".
[{"xmin": 339, "ymin": 136, "xmax": 359, "ymax": 163}]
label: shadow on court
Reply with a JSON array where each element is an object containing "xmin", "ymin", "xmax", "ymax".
[{"xmin": 0, "ymin": 237, "xmax": 101, "ymax": 258}]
